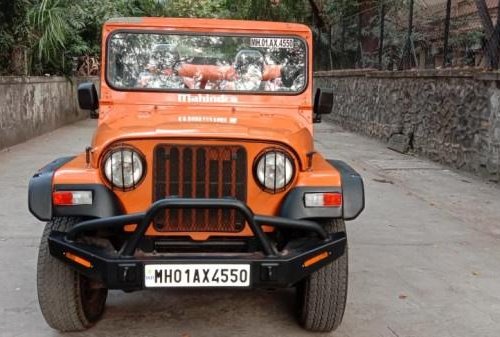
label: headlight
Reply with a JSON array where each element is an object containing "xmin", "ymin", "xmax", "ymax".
[
  {"xmin": 255, "ymin": 149, "xmax": 294, "ymax": 193},
  {"xmin": 103, "ymin": 147, "xmax": 145, "ymax": 190}
]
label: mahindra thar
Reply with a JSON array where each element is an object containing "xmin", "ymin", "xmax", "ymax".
[{"xmin": 29, "ymin": 17, "xmax": 364, "ymax": 332}]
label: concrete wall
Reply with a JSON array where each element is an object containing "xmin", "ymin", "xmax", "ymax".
[
  {"xmin": 315, "ymin": 70, "xmax": 500, "ymax": 181},
  {"xmin": 0, "ymin": 76, "xmax": 98, "ymax": 150}
]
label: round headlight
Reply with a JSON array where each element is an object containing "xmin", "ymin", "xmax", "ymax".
[
  {"xmin": 103, "ymin": 148, "xmax": 145, "ymax": 190},
  {"xmin": 255, "ymin": 150, "xmax": 294, "ymax": 193}
]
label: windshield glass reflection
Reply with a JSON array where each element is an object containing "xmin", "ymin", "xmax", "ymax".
[{"xmin": 107, "ymin": 33, "xmax": 307, "ymax": 93}]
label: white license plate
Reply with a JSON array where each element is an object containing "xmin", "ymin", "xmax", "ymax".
[{"xmin": 144, "ymin": 264, "xmax": 251, "ymax": 288}]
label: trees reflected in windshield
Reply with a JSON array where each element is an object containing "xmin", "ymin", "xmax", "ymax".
[{"xmin": 107, "ymin": 33, "xmax": 307, "ymax": 93}]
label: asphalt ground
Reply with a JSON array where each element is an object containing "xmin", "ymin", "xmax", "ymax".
[{"xmin": 1, "ymin": 119, "xmax": 500, "ymax": 337}]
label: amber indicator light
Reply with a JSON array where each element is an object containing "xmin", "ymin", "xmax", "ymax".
[
  {"xmin": 303, "ymin": 251, "xmax": 330, "ymax": 268},
  {"xmin": 64, "ymin": 252, "xmax": 93, "ymax": 268}
]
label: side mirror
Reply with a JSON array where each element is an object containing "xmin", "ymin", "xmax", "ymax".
[
  {"xmin": 77, "ymin": 82, "xmax": 99, "ymax": 119},
  {"xmin": 313, "ymin": 88, "xmax": 334, "ymax": 123}
]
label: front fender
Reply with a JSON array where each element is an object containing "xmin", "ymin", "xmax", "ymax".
[
  {"xmin": 52, "ymin": 184, "xmax": 123, "ymax": 219},
  {"xmin": 279, "ymin": 160, "xmax": 364, "ymax": 221},
  {"xmin": 327, "ymin": 160, "xmax": 365, "ymax": 220},
  {"xmin": 28, "ymin": 157, "xmax": 75, "ymax": 221},
  {"xmin": 28, "ymin": 157, "xmax": 123, "ymax": 221}
]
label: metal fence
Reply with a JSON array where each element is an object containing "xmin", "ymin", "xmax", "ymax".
[{"xmin": 314, "ymin": 0, "xmax": 500, "ymax": 71}]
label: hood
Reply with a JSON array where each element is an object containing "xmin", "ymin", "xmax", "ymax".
[{"xmin": 91, "ymin": 105, "xmax": 314, "ymax": 169}]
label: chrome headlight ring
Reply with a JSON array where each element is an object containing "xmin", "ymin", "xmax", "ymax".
[
  {"xmin": 254, "ymin": 148, "xmax": 295, "ymax": 193},
  {"xmin": 102, "ymin": 146, "xmax": 146, "ymax": 190}
]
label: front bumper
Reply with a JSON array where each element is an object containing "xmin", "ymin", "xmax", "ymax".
[{"xmin": 48, "ymin": 198, "xmax": 346, "ymax": 290}]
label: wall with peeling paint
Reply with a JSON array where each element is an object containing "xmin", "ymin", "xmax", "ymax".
[{"xmin": 0, "ymin": 77, "xmax": 98, "ymax": 150}]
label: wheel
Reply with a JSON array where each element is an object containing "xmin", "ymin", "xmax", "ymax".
[
  {"xmin": 37, "ymin": 217, "xmax": 107, "ymax": 331},
  {"xmin": 297, "ymin": 219, "xmax": 348, "ymax": 332}
]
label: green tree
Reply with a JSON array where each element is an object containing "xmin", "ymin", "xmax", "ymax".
[
  {"xmin": 0, "ymin": 0, "xmax": 34, "ymax": 75},
  {"xmin": 228, "ymin": 0, "xmax": 309, "ymax": 23},
  {"xmin": 163, "ymin": 0, "xmax": 230, "ymax": 18},
  {"xmin": 1, "ymin": 0, "xmax": 314, "ymax": 75},
  {"xmin": 28, "ymin": 0, "xmax": 86, "ymax": 72}
]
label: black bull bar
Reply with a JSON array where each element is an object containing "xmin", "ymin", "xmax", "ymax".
[{"xmin": 48, "ymin": 198, "xmax": 347, "ymax": 290}]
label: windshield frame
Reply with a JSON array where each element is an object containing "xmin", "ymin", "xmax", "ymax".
[{"xmin": 105, "ymin": 29, "xmax": 309, "ymax": 96}]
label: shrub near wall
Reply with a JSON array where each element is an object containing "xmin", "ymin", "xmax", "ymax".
[
  {"xmin": 315, "ymin": 70, "xmax": 500, "ymax": 182},
  {"xmin": 0, "ymin": 77, "xmax": 98, "ymax": 150}
]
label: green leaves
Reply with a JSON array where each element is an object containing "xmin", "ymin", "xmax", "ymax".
[
  {"xmin": 227, "ymin": 0, "xmax": 308, "ymax": 22},
  {"xmin": 28, "ymin": 0, "xmax": 85, "ymax": 68},
  {"xmin": 3, "ymin": 0, "xmax": 314, "ymax": 75}
]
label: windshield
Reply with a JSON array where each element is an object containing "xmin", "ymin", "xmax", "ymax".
[{"xmin": 107, "ymin": 32, "xmax": 307, "ymax": 93}]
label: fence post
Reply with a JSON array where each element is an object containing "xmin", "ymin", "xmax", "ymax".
[
  {"xmin": 443, "ymin": 0, "xmax": 452, "ymax": 67},
  {"xmin": 341, "ymin": 14, "xmax": 346, "ymax": 67},
  {"xmin": 378, "ymin": 1, "xmax": 386, "ymax": 69},
  {"xmin": 399, "ymin": 0, "xmax": 417, "ymax": 70},
  {"xmin": 475, "ymin": 0, "xmax": 499, "ymax": 68},
  {"xmin": 329, "ymin": 25, "xmax": 334, "ymax": 69},
  {"xmin": 357, "ymin": 8, "xmax": 363, "ymax": 67}
]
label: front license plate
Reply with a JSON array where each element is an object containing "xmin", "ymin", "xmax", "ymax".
[{"xmin": 144, "ymin": 264, "xmax": 251, "ymax": 288}]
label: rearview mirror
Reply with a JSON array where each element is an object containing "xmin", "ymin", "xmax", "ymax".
[
  {"xmin": 313, "ymin": 88, "xmax": 333, "ymax": 123},
  {"xmin": 77, "ymin": 82, "xmax": 99, "ymax": 119}
]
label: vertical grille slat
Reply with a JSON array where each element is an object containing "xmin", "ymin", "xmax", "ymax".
[
  {"xmin": 182, "ymin": 148, "xmax": 193, "ymax": 229},
  {"xmin": 169, "ymin": 148, "xmax": 180, "ymax": 230},
  {"xmin": 154, "ymin": 145, "xmax": 247, "ymax": 232},
  {"xmin": 208, "ymin": 158, "xmax": 219, "ymax": 227},
  {"xmin": 222, "ymin": 160, "xmax": 232, "ymax": 231},
  {"xmin": 209, "ymin": 159, "xmax": 219, "ymax": 198},
  {"xmin": 235, "ymin": 148, "xmax": 247, "ymax": 230},
  {"xmin": 195, "ymin": 148, "xmax": 207, "ymax": 229}
]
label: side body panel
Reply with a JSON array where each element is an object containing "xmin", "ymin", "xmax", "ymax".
[
  {"xmin": 28, "ymin": 155, "xmax": 123, "ymax": 221},
  {"xmin": 279, "ymin": 155, "xmax": 364, "ymax": 221},
  {"xmin": 28, "ymin": 157, "xmax": 75, "ymax": 221}
]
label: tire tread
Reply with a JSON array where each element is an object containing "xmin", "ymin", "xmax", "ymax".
[
  {"xmin": 298, "ymin": 219, "xmax": 348, "ymax": 332},
  {"xmin": 37, "ymin": 217, "xmax": 103, "ymax": 331}
]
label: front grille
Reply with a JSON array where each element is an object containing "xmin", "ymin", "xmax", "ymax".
[{"xmin": 153, "ymin": 144, "xmax": 247, "ymax": 232}]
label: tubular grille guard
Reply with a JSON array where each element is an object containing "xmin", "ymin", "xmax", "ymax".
[
  {"xmin": 153, "ymin": 145, "xmax": 247, "ymax": 232},
  {"xmin": 64, "ymin": 198, "xmax": 331, "ymax": 257}
]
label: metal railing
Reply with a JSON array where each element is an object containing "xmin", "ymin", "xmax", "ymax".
[{"xmin": 314, "ymin": 0, "xmax": 500, "ymax": 71}]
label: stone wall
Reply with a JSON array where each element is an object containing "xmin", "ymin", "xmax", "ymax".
[
  {"xmin": 315, "ymin": 70, "xmax": 500, "ymax": 181},
  {"xmin": 0, "ymin": 76, "xmax": 98, "ymax": 150}
]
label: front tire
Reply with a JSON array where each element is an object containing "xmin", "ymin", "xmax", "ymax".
[
  {"xmin": 37, "ymin": 217, "xmax": 107, "ymax": 331},
  {"xmin": 297, "ymin": 219, "xmax": 348, "ymax": 332}
]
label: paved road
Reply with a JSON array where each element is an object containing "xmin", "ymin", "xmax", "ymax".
[{"xmin": 1, "ymin": 119, "xmax": 500, "ymax": 337}]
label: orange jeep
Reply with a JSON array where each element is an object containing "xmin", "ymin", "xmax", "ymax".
[{"xmin": 29, "ymin": 18, "xmax": 364, "ymax": 333}]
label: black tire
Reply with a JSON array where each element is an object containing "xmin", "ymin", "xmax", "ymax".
[
  {"xmin": 37, "ymin": 217, "xmax": 108, "ymax": 332},
  {"xmin": 297, "ymin": 219, "xmax": 348, "ymax": 332}
]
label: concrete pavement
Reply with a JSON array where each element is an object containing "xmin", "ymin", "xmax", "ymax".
[{"xmin": 1, "ymin": 119, "xmax": 500, "ymax": 337}]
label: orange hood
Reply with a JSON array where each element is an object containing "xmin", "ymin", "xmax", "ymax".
[{"xmin": 91, "ymin": 105, "xmax": 314, "ymax": 170}]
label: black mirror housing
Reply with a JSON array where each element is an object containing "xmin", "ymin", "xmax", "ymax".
[
  {"xmin": 78, "ymin": 82, "xmax": 99, "ymax": 119},
  {"xmin": 313, "ymin": 88, "xmax": 334, "ymax": 123}
]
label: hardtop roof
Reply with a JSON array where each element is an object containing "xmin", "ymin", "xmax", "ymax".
[{"xmin": 104, "ymin": 17, "xmax": 312, "ymax": 34}]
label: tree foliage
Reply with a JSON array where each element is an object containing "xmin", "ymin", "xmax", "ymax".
[
  {"xmin": 229, "ymin": 0, "xmax": 308, "ymax": 22},
  {"xmin": 28, "ymin": 0, "xmax": 86, "ymax": 69},
  {"xmin": 0, "ymin": 0, "xmax": 315, "ymax": 75}
]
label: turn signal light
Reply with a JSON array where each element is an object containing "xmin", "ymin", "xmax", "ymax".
[
  {"xmin": 64, "ymin": 252, "xmax": 93, "ymax": 268},
  {"xmin": 53, "ymin": 191, "xmax": 92, "ymax": 206},
  {"xmin": 303, "ymin": 251, "xmax": 330, "ymax": 267},
  {"xmin": 304, "ymin": 192, "xmax": 342, "ymax": 208}
]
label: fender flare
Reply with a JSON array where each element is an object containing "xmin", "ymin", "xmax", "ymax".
[
  {"xmin": 327, "ymin": 160, "xmax": 365, "ymax": 220},
  {"xmin": 52, "ymin": 184, "xmax": 123, "ymax": 219},
  {"xmin": 279, "ymin": 160, "xmax": 364, "ymax": 221},
  {"xmin": 28, "ymin": 157, "xmax": 123, "ymax": 221},
  {"xmin": 28, "ymin": 157, "xmax": 75, "ymax": 221}
]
